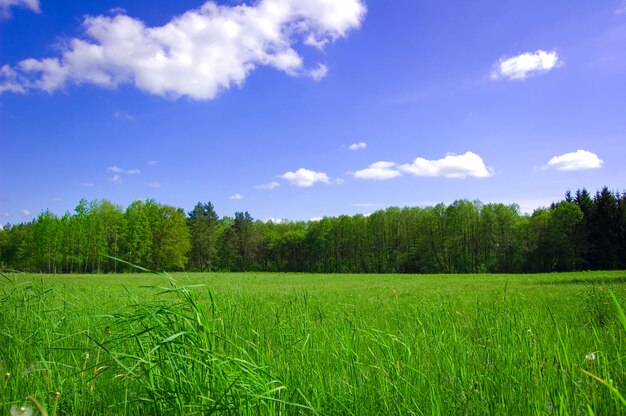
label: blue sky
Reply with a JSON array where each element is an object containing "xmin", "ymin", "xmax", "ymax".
[{"xmin": 1, "ymin": 0, "xmax": 625, "ymax": 223}]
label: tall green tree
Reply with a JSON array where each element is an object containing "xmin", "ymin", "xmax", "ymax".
[{"xmin": 187, "ymin": 202, "xmax": 219, "ymax": 271}]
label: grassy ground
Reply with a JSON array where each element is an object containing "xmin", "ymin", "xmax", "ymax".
[{"xmin": 1, "ymin": 271, "xmax": 626, "ymax": 415}]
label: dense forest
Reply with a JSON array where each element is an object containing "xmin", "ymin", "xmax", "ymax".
[{"xmin": 0, "ymin": 187, "xmax": 624, "ymax": 274}]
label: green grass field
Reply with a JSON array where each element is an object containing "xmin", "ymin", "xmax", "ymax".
[{"xmin": 2, "ymin": 271, "xmax": 626, "ymax": 415}]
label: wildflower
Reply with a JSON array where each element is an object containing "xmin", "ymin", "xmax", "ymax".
[
  {"xmin": 585, "ymin": 352, "xmax": 596, "ymax": 361},
  {"xmin": 10, "ymin": 406, "xmax": 33, "ymax": 416},
  {"xmin": 4, "ymin": 372, "xmax": 10, "ymax": 380}
]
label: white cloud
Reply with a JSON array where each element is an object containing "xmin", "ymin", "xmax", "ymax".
[
  {"xmin": 545, "ymin": 149, "xmax": 603, "ymax": 171},
  {"xmin": 491, "ymin": 50, "xmax": 560, "ymax": 80},
  {"xmin": 0, "ymin": 0, "xmax": 39, "ymax": 18},
  {"xmin": 335, "ymin": 178, "xmax": 345, "ymax": 185},
  {"xmin": 81, "ymin": 182, "xmax": 95, "ymax": 187},
  {"xmin": 147, "ymin": 160, "xmax": 157, "ymax": 166},
  {"xmin": 352, "ymin": 161, "xmax": 401, "ymax": 180},
  {"xmin": 107, "ymin": 165, "xmax": 140, "ymax": 176},
  {"xmin": 148, "ymin": 181, "xmax": 161, "ymax": 188},
  {"xmin": 114, "ymin": 111, "xmax": 135, "ymax": 120},
  {"xmin": 279, "ymin": 168, "xmax": 331, "ymax": 187},
  {"xmin": 1, "ymin": 0, "xmax": 366, "ymax": 99},
  {"xmin": 0, "ymin": 65, "xmax": 26, "ymax": 93},
  {"xmin": 110, "ymin": 174, "xmax": 122, "ymax": 183},
  {"xmin": 309, "ymin": 216, "xmax": 323, "ymax": 222},
  {"xmin": 106, "ymin": 166, "xmax": 123, "ymax": 173},
  {"xmin": 230, "ymin": 193, "xmax": 244, "ymax": 200},
  {"xmin": 1, "ymin": 212, "xmax": 10, "ymax": 218},
  {"xmin": 399, "ymin": 152, "xmax": 493, "ymax": 178},
  {"xmin": 348, "ymin": 142, "xmax": 367, "ymax": 151},
  {"xmin": 309, "ymin": 63, "xmax": 328, "ymax": 81},
  {"xmin": 21, "ymin": 209, "xmax": 31, "ymax": 218},
  {"xmin": 256, "ymin": 181, "xmax": 280, "ymax": 190}
]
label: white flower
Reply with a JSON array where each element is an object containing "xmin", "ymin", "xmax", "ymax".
[
  {"xmin": 585, "ymin": 352, "xmax": 596, "ymax": 361},
  {"xmin": 10, "ymin": 406, "xmax": 33, "ymax": 416}
]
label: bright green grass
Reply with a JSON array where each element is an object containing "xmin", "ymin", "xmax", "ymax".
[{"xmin": 1, "ymin": 271, "xmax": 626, "ymax": 415}]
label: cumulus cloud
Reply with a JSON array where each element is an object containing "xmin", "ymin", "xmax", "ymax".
[
  {"xmin": 352, "ymin": 161, "xmax": 401, "ymax": 180},
  {"xmin": 279, "ymin": 168, "xmax": 330, "ymax": 187},
  {"xmin": 491, "ymin": 50, "xmax": 560, "ymax": 80},
  {"xmin": 1, "ymin": 0, "xmax": 366, "ymax": 99},
  {"xmin": 348, "ymin": 142, "xmax": 367, "ymax": 151},
  {"xmin": 256, "ymin": 181, "xmax": 280, "ymax": 190},
  {"xmin": 545, "ymin": 150, "xmax": 603, "ymax": 171},
  {"xmin": 0, "ymin": 0, "xmax": 39, "ymax": 18},
  {"xmin": 399, "ymin": 152, "xmax": 493, "ymax": 178},
  {"xmin": 230, "ymin": 193, "xmax": 244, "ymax": 200},
  {"xmin": 21, "ymin": 209, "xmax": 31, "ymax": 218}
]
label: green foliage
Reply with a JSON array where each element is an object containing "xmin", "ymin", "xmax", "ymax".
[
  {"xmin": 1, "ymin": 271, "xmax": 626, "ymax": 414},
  {"xmin": 0, "ymin": 187, "xmax": 625, "ymax": 274}
]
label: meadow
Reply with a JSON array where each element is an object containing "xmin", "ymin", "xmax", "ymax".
[{"xmin": 1, "ymin": 271, "xmax": 626, "ymax": 415}]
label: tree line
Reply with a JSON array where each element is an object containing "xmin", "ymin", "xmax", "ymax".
[{"xmin": 0, "ymin": 187, "xmax": 624, "ymax": 274}]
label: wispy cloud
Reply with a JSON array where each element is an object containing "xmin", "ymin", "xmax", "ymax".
[
  {"xmin": 256, "ymin": 181, "xmax": 280, "ymax": 190},
  {"xmin": 0, "ymin": 0, "xmax": 39, "ymax": 19},
  {"xmin": 1, "ymin": 0, "xmax": 366, "ymax": 99},
  {"xmin": 106, "ymin": 165, "xmax": 141, "ymax": 182},
  {"xmin": 21, "ymin": 209, "xmax": 31, "ymax": 218},
  {"xmin": 399, "ymin": 152, "xmax": 493, "ymax": 178},
  {"xmin": 146, "ymin": 160, "xmax": 157, "ymax": 166},
  {"xmin": 351, "ymin": 161, "xmax": 401, "ymax": 180},
  {"xmin": 309, "ymin": 63, "xmax": 329, "ymax": 81},
  {"xmin": 230, "ymin": 193, "xmax": 244, "ymax": 200},
  {"xmin": 491, "ymin": 50, "xmax": 560, "ymax": 80},
  {"xmin": 81, "ymin": 182, "xmax": 95, "ymax": 187},
  {"xmin": 114, "ymin": 111, "xmax": 135, "ymax": 121},
  {"xmin": 348, "ymin": 142, "xmax": 367, "ymax": 151},
  {"xmin": 148, "ymin": 181, "xmax": 161, "ymax": 188},
  {"xmin": 106, "ymin": 166, "xmax": 123, "ymax": 174},
  {"xmin": 544, "ymin": 149, "xmax": 603, "ymax": 171},
  {"xmin": 279, "ymin": 168, "xmax": 331, "ymax": 187}
]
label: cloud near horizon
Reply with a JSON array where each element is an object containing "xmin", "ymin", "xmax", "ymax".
[
  {"xmin": 400, "ymin": 152, "xmax": 493, "ymax": 178},
  {"xmin": 351, "ymin": 152, "xmax": 493, "ymax": 180},
  {"xmin": 351, "ymin": 161, "xmax": 401, "ymax": 180},
  {"xmin": 491, "ymin": 50, "xmax": 560, "ymax": 80},
  {"xmin": 279, "ymin": 168, "xmax": 331, "ymax": 187},
  {"xmin": 545, "ymin": 150, "xmax": 603, "ymax": 171},
  {"xmin": 256, "ymin": 181, "xmax": 280, "ymax": 190},
  {"xmin": 0, "ymin": 0, "xmax": 366, "ymax": 99}
]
